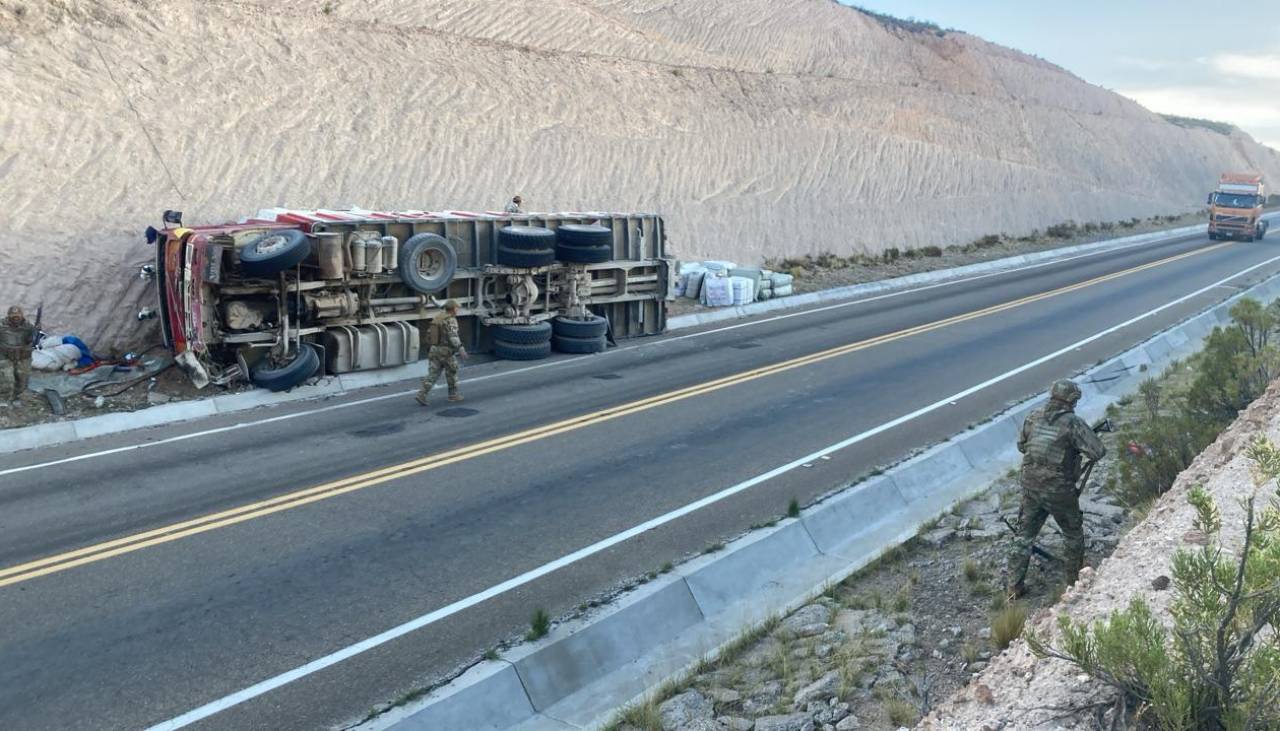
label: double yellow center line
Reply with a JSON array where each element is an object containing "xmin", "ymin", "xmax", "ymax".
[{"xmin": 0, "ymin": 242, "xmax": 1226, "ymax": 589}]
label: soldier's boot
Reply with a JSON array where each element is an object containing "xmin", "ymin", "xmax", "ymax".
[
  {"xmin": 448, "ymin": 391, "xmax": 463, "ymax": 402},
  {"xmin": 415, "ymin": 390, "xmax": 430, "ymax": 407}
]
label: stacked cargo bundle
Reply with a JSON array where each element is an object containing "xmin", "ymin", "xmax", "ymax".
[{"xmin": 674, "ymin": 261, "xmax": 794, "ymax": 306}]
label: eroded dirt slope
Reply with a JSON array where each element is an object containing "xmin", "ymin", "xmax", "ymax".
[{"xmin": 1, "ymin": 0, "xmax": 1277, "ymax": 347}]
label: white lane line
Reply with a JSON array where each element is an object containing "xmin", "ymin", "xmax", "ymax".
[
  {"xmin": 1, "ymin": 231, "xmax": 1208, "ymax": 476},
  {"xmin": 145, "ymin": 253, "xmax": 1280, "ymax": 731}
]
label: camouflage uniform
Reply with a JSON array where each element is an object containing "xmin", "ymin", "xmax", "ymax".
[
  {"xmin": 416, "ymin": 310, "xmax": 463, "ymax": 405},
  {"xmin": 504, "ymin": 197, "xmax": 522, "ymax": 214},
  {"xmin": 0, "ymin": 306, "xmax": 35, "ymax": 402},
  {"xmin": 1006, "ymin": 380, "xmax": 1105, "ymax": 594}
]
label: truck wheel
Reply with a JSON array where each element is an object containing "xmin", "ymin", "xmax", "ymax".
[
  {"xmin": 556, "ymin": 224, "xmax": 613, "ymax": 248},
  {"xmin": 552, "ymin": 334, "xmax": 607, "ymax": 354},
  {"xmin": 240, "ymin": 230, "xmax": 312, "ymax": 277},
  {"xmin": 491, "ymin": 321, "xmax": 552, "ymax": 345},
  {"xmin": 250, "ymin": 343, "xmax": 320, "ymax": 391},
  {"xmin": 400, "ymin": 233, "xmax": 457, "ymax": 293},
  {"xmin": 497, "ymin": 245, "xmax": 556, "ymax": 268},
  {"xmin": 552, "ymin": 314, "xmax": 608, "ymax": 339},
  {"xmin": 1208, "ymin": 232, "xmax": 1218, "ymax": 240},
  {"xmin": 498, "ymin": 226, "xmax": 556, "ymax": 251},
  {"xmin": 493, "ymin": 339, "xmax": 552, "ymax": 361},
  {"xmin": 555, "ymin": 242, "xmax": 612, "ymax": 264}
]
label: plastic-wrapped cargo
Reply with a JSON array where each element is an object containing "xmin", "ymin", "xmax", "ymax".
[
  {"xmin": 700, "ymin": 275, "xmax": 734, "ymax": 307},
  {"xmin": 702, "ymin": 260, "xmax": 736, "ymax": 274},
  {"xmin": 769, "ymin": 272, "xmax": 795, "ymax": 288},
  {"xmin": 682, "ymin": 270, "xmax": 706, "ymax": 300},
  {"xmin": 729, "ymin": 276, "xmax": 755, "ymax": 305},
  {"xmin": 678, "ymin": 261, "xmax": 706, "ymax": 276},
  {"xmin": 773, "ymin": 283, "xmax": 794, "ymax": 298},
  {"xmin": 729, "ymin": 267, "xmax": 764, "ymax": 292}
]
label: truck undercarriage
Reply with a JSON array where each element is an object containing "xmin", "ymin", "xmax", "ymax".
[{"xmin": 148, "ymin": 208, "xmax": 672, "ymax": 390}]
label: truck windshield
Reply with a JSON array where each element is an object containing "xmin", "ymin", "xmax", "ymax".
[{"xmin": 1214, "ymin": 193, "xmax": 1259, "ymax": 208}]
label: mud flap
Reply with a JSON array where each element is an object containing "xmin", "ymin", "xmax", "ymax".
[{"xmin": 176, "ymin": 349, "xmax": 211, "ymax": 389}]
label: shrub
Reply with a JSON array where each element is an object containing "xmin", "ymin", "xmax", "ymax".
[
  {"xmin": 1046, "ymin": 221, "xmax": 1079, "ymax": 239},
  {"xmin": 886, "ymin": 697, "xmax": 919, "ymax": 726},
  {"xmin": 882, "ymin": 247, "xmax": 901, "ymax": 262},
  {"xmin": 1115, "ymin": 298, "xmax": 1280, "ymax": 507},
  {"xmin": 991, "ymin": 604, "xmax": 1027, "ymax": 650},
  {"xmin": 526, "ymin": 608, "xmax": 551, "ymax": 641},
  {"xmin": 920, "ymin": 245, "xmax": 943, "ymax": 257},
  {"xmin": 1028, "ymin": 444, "xmax": 1280, "ymax": 730},
  {"xmin": 973, "ymin": 234, "xmax": 1001, "ymax": 248}
]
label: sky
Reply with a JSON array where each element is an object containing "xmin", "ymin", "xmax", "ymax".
[{"xmin": 840, "ymin": 1, "xmax": 1280, "ymax": 150}]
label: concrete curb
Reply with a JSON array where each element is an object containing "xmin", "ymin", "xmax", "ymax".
[
  {"xmin": 666, "ymin": 214, "xmax": 1279, "ymax": 332},
  {"xmin": 2, "ymin": 217, "xmax": 1271, "ymax": 458},
  {"xmin": 372, "ymin": 263, "xmax": 1280, "ymax": 731}
]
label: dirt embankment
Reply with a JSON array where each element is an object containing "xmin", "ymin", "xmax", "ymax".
[
  {"xmin": 2, "ymin": 0, "xmax": 1278, "ymax": 348},
  {"xmin": 922, "ymin": 380, "xmax": 1280, "ymax": 730}
]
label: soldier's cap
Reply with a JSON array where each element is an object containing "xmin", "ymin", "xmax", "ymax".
[
  {"xmin": 443, "ymin": 299, "xmax": 459, "ymax": 312},
  {"xmin": 1050, "ymin": 378, "xmax": 1082, "ymax": 403},
  {"xmin": 6, "ymin": 306, "xmax": 21, "ymax": 319}
]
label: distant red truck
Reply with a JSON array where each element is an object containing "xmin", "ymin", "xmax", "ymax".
[{"xmin": 1208, "ymin": 172, "xmax": 1269, "ymax": 241}]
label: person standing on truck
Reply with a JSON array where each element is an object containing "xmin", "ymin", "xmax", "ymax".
[
  {"xmin": 416, "ymin": 300, "xmax": 467, "ymax": 407},
  {"xmin": 1005, "ymin": 379, "xmax": 1106, "ymax": 599},
  {"xmin": 0, "ymin": 305, "xmax": 36, "ymax": 404},
  {"xmin": 504, "ymin": 195, "xmax": 523, "ymax": 214}
]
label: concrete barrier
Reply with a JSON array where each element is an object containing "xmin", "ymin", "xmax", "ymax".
[
  {"xmin": 372, "ymin": 263, "xmax": 1280, "ymax": 731},
  {"xmin": 508, "ymin": 578, "xmax": 704, "ymax": 713},
  {"xmin": 801, "ymin": 476, "xmax": 907, "ymax": 555}
]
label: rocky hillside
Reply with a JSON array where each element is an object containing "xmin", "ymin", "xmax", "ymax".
[{"xmin": 2, "ymin": 0, "xmax": 1277, "ymax": 347}]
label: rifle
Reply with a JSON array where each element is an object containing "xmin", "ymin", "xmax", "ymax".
[
  {"xmin": 1001, "ymin": 515, "xmax": 1061, "ymax": 563},
  {"xmin": 31, "ymin": 303, "xmax": 42, "ymax": 348},
  {"xmin": 1075, "ymin": 417, "xmax": 1114, "ymax": 496}
]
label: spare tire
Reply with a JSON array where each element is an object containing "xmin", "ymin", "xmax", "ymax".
[
  {"xmin": 493, "ymin": 339, "xmax": 551, "ymax": 361},
  {"xmin": 251, "ymin": 343, "xmax": 320, "ymax": 392},
  {"xmin": 552, "ymin": 334, "xmax": 607, "ymax": 354},
  {"xmin": 400, "ymin": 233, "xmax": 457, "ymax": 293},
  {"xmin": 556, "ymin": 224, "xmax": 613, "ymax": 248},
  {"xmin": 240, "ymin": 230, "xmax": 312, "ymax": 277},
  {"xmin": 555, "ymin": 242, "xmax": 612, "ymax": 264},
  {"xmin": 491, "ymin": 321, "xmax": 552, "ymax": 345},
  {"xmin": 497, "ymin": 245, "xmax": 556, "ymax": 268},
  {"xmin": 498, "ymin": 226, "xmax": 556, "ymax": 251},
  {"xmin": 552, "ymin": 314, "xmax": 608, "ymax": 339}
]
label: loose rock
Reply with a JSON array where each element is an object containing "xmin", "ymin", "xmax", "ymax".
[
  {"xmin": 659, "ymin": 690, "xmax": 713, "ymax": 730},
  {"xmin": 754, "ymin": 713, "xmax": 815, "ymax": 731}
]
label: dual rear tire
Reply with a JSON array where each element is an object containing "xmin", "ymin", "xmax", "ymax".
[{"xmin": 551, "ymin": 314, "xmax": 607, "ymax": 354}]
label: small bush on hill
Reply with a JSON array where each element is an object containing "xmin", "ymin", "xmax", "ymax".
[
  {"xmin": 1115, "ymin": 298, "xmax": 1280, "ymax": 508},
  {"xmin": 1046, "ymin": 221, "xmax": 1079, "ymax": 239},
  {"xmin": 1028, "ymin": 442, "xmax": 1280, "ymax": 730}
]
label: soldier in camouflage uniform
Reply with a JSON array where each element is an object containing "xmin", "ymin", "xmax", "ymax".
[
  {"xmin": 416, "ymin": 300, "xmax": 467, "ymax": 406},
  {"xmin": 1, "ymin": 305, "xmax": 35, "ymax": 403},
  {"xmin": 1006, "ymin": 379, "xmax": 1105, "ymax": 598}
]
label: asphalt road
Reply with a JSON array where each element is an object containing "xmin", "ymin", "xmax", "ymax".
[{"xmin": 2, "ymin": 230, "xmax": 1279, "ymax": 730}]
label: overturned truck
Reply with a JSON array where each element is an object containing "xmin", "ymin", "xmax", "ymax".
[{"xmin": 145, "ymin": 208, "xmax": 672, "ymax": 390}]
